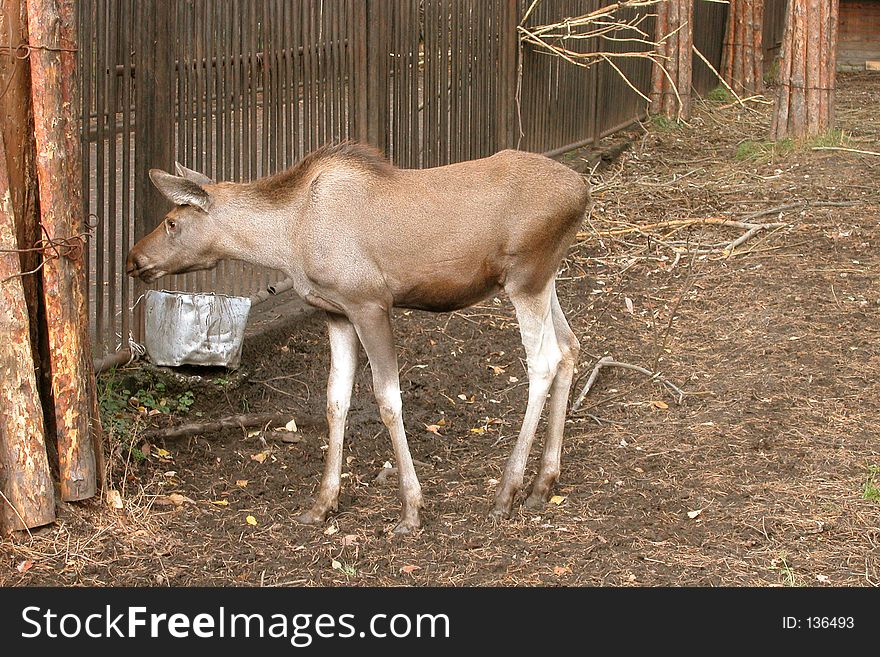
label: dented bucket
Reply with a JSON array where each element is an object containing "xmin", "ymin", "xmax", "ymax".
[{"xmin": 144, "ymin": 290, "xmax": 252, "ymax": 369}]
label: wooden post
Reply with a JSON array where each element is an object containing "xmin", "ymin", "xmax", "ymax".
[
  {"xmin": 0, "ymin": 0, "xmax": 49, "ymax": 398},
  {"xmin": 650, "ymin": 0, "xmax": 694, "ymax": 120},
  {"xmin": 26, "ymin": 0, "xmax": 102, "ymax": 501},
  {"xmin": 0, "ymin": 137, "xmax": 56, "ymax": 533},
  {"xmin": 770, "ymin": 0, "xmax": 839, "ymax": 139},
  {"xmin": 721, "ymin": 0, "xmax": 765, "ymax": 95}
]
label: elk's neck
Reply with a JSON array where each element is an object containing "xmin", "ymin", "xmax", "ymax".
[{"xmin": 213, "ymin": 198, "xmax": 300, "ymax": 274}]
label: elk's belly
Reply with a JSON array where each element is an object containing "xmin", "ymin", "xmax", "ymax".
[{"xmin": 390, "ymin": 260, "xmax": 504, "ymax": 313}]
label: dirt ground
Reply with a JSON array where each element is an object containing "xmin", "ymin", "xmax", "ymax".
[{"xmin": 3, "ymin": 73, "xmax": 879, "ymax": 587}]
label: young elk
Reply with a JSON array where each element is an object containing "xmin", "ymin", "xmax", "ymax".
[{"xmin": 127, "ymin": 143, "xmax": 589, "ymax": 533}]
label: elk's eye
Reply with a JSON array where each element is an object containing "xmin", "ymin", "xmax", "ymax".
[{"xmin": 167, "ymin": 219, "xmax": 176, "ymax": 231}]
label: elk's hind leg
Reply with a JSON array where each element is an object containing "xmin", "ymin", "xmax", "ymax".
[
  {"xmin": 492, "ymin": 282, "xmax": 561, "ymax": 518},
  {"xmin": 525, "ymin": 285, "xmax": 580, "ymax": 509},
  {"xmin": 298, "ymin": 314, "xmax": 359, "ymax": 525}
]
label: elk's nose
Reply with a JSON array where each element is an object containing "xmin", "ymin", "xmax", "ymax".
[{"xmin": 126, "ymin": 252, "xmax": 145, "ymax": 276}]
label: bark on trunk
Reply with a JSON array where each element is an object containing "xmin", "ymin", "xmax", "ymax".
[
  {"xmin": 26, "ymin": 0, "xmax": 103, "ymax": 501},
  {"xmin": 0, "ymin": 0, "xmax": 50, "ymax": 407},
  {"xmin": 770, "ymin": 0, "xmax": 839, "ymax": 140},
  {"xmin": 0, "ymin": 137, "xmax": 55, "ymax": 533},
  {"xmin": 721, "ymin": 0, "xmax": 765, "ymax": 95},
  {"xmin": 650, "ymin": 0, "xmax": 694, "ymax": 120}
]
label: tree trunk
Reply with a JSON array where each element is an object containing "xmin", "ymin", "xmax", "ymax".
[
  {"xmin": 0, "ymin": 0, "xmax": 51, "ymax": 409},
  {"xmin": 650, "ymin": 0, "xmax": 694, "ymax": 120},
  {"xmin": 0, "ymin": 137, "xmax": 56, "ymax": 533},
  {"xmin": 770, "ymin": 0, "xmax": 839, "ymax": 140},
  {"xmin": 26, "ymin": 0, "xmax": 104, "ymax": 501},
  {"xmin": 721, "ymin": 0, "xmax": 765, "ymax": 96}
]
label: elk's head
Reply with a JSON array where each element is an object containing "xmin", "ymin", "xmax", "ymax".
[{"xmin": 126, "ymin": 164, "xmax": 221, "ymax": 282}]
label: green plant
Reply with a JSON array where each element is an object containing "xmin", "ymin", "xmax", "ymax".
[
  {"xmin": 97, "ymin": 368, "xmax": 197, "ymax": 461},
  {"xmin": 862, "ymin": 465, "xmax": 880, "ymax": 502},
  {"xmin": 735, "ymin": 139, "xmax": 794, "ymax": 161},
  {"xmin": 735, "ymin": 130, "xmax": 852, "ymax": 162},
  {"xmin": 707, "ymin": 85, "xmax": 734, "ymax": 103},
  {"xmin": 770, "ymin": 553, "xmax": 803, "ymax": 587},
  {"xmin": 649, "ymin": 114, "xmax": 680, "ymax": 131}
]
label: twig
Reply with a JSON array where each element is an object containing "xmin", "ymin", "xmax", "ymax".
[
  {"xmin": 140, "ymin": 411, "xmax": 319, "ymax": 441},
  {"xmin": 571, "ymin": 355, "xmax": 686, "ymax": 412},
  {"xmin": 812, "ymin": 146, "xmax": 880, "ymax": 157}
]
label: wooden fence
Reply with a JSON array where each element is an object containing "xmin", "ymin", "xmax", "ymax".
[{"xmin": 80, "ymin": 0, "xmax": 729, "ymax": 360}]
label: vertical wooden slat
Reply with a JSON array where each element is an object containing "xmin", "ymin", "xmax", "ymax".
[{"xmin": 93, "ymin": 0, "xmax": 105, "ymax": 349}]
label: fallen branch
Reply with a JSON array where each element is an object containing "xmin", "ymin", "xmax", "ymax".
[
  {"xmin": 812, "ymin": 146, "xmax": 880, "ymax": 157},
  {"xmin": 571, "ymin": 355, "xmax": 685, "ymax": 413},
  {"xmin": 140, "ymin": 411, "xmax": 319, "ymax": 442},
  {"xmin": 374, "ymin": 459, "xmax": 432, "ymax": 485}
]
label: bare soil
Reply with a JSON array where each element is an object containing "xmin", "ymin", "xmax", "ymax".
[{"xmin": 3, "ymin": 74, "xmax": 879, "ymax": 587}]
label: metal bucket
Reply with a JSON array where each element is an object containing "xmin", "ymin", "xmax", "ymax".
[{"xmin": 144, "ymin": 290, "xmax": 252, "ymax": 369}]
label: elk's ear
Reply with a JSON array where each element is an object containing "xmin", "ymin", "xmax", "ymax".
[
  {"xmin": 149, "ymin": 169, "xmax": 210, "ymax": 211},
  {"xmin": 174, "ymin": 162, "xmax": 215, "ymax": 186}
]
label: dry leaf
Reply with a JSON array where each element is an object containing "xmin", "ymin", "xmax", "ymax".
[
  {"xmin": 246, "ymin": 429, "xmax": 261, "ymax": 438},
  {"xmin": 508, "ymin": 376, "xmax": 519, "ymax": 383},
  {"xmin": 424, "ymin": 424, "xmax": 443, "ymax": 436},
  {"xmin": 624, "ymin": 297, "xmax": 634, "ymax": 314},
  {"xmin": 155, "ymin": 493, "xmax": 194, "ymax": 507},
  {"xmin": 245, "ymin": 515, "xmax": 258, "ymax": 526},
  {"xmin": 155, "ymin": 448, "xmax": 172, "ymax": 459},
  {"xmin": 251, "ymin": 450, "xmax": 269, "ymax": 464},
  {"xmin": 285, "ymin": 418, "xmax": 298, "ymax": 432},
  {"xmin": 141, "ymin": 442, "xmax": 152, "ymax": 457},
  {"xmin": 549, "ymin": 495, "xmax": 566, "ymax": 505},
  {"xmin": 687, "ymin": 509, "xmax": 703, "ymax": 519},
  {"xmin": 553, "ymin": 565, "xmax": 571, "ymax": 575},
  {"xmin": 400, "ymin": 564, "xmax": 420, "ymax": 574},
  {"xmin": 342, "ymin": 534, "xmax": 359, "ymax": 547},
  {"xmin": 211, "ymin": 499, "xmax": 229, "ymax": 506},
  {"xmin": 651, "ymin": 400, "xmax": 669, "ymax": 410},
  {"xmin": 470, "ymin": 427, "xmax": 486, "ymax": 434},
  {"xmin": 236, "ymin": 480, "xmax": 249, "ymax": 488},
  {"xmin": 457, "ymin": 394, "xmax": 467, "ymax": 401},
  {"xmin": 487, "ymin": 364, "xmax": 506, "ymax": 375},
  {"xmin": 331, "ymin": 560, "xmax": 343, "ymax": 570},
  {"xmin": 17, "ymin": 560, "xmax": 34, "ymax": 574},
  {"xmin": 106, "ymin": 489, "xmax": 124, "ymax": 509},
  {"xmin": 324, "ymin": 525, "xmax": 339, "ymax": 536}
]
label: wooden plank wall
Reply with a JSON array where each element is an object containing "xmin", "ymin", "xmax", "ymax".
[{"xmin": 838, "ymin": 0, "xmax": 880, "ymax": 70}]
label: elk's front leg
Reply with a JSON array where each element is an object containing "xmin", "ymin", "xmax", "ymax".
[
  {"xmin": 352, "ymin": 305, "xmax": 422, "ymax": 534},
  {"xmin": 297, "ymin": 314, "xmax": 359, "ymax": 525}
]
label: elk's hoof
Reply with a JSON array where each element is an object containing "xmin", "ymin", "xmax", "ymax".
[
  {"xmin": 523, "ymin": 493, "xmax": 547, "ymax": 511},
  {"xmin": 392, "ymin": 519, "xmax": 420, "ymax": 535},
  {"xmin": 489, "ymin": 504, "xmax": 512, "ymax": 520},
  {"xmin": 296, "ymin": 509, "xmax": 327, "ymax": 525}
]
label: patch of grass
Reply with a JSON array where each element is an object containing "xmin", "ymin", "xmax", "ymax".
[
  {"xmin": 649, "ymin": 114, "xmax": 681, "ymax": 132},
  {"xmin": 735, "ymin": 130, "xmax": 852, "ymax": 161},
  {"xmin": 809, "ymin": 129, "xmax": 851, "ymax": 149},
  {"xmin": 707, "ymin": 85, "xmax": 735, "ymax": 103},
  {"xmin": 862, "ymin": 465, "xmax": 880, "ymax": 502},
  {"xmin": 735, "ymin": 139, "xmax": 794, "ymax": 160}
]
